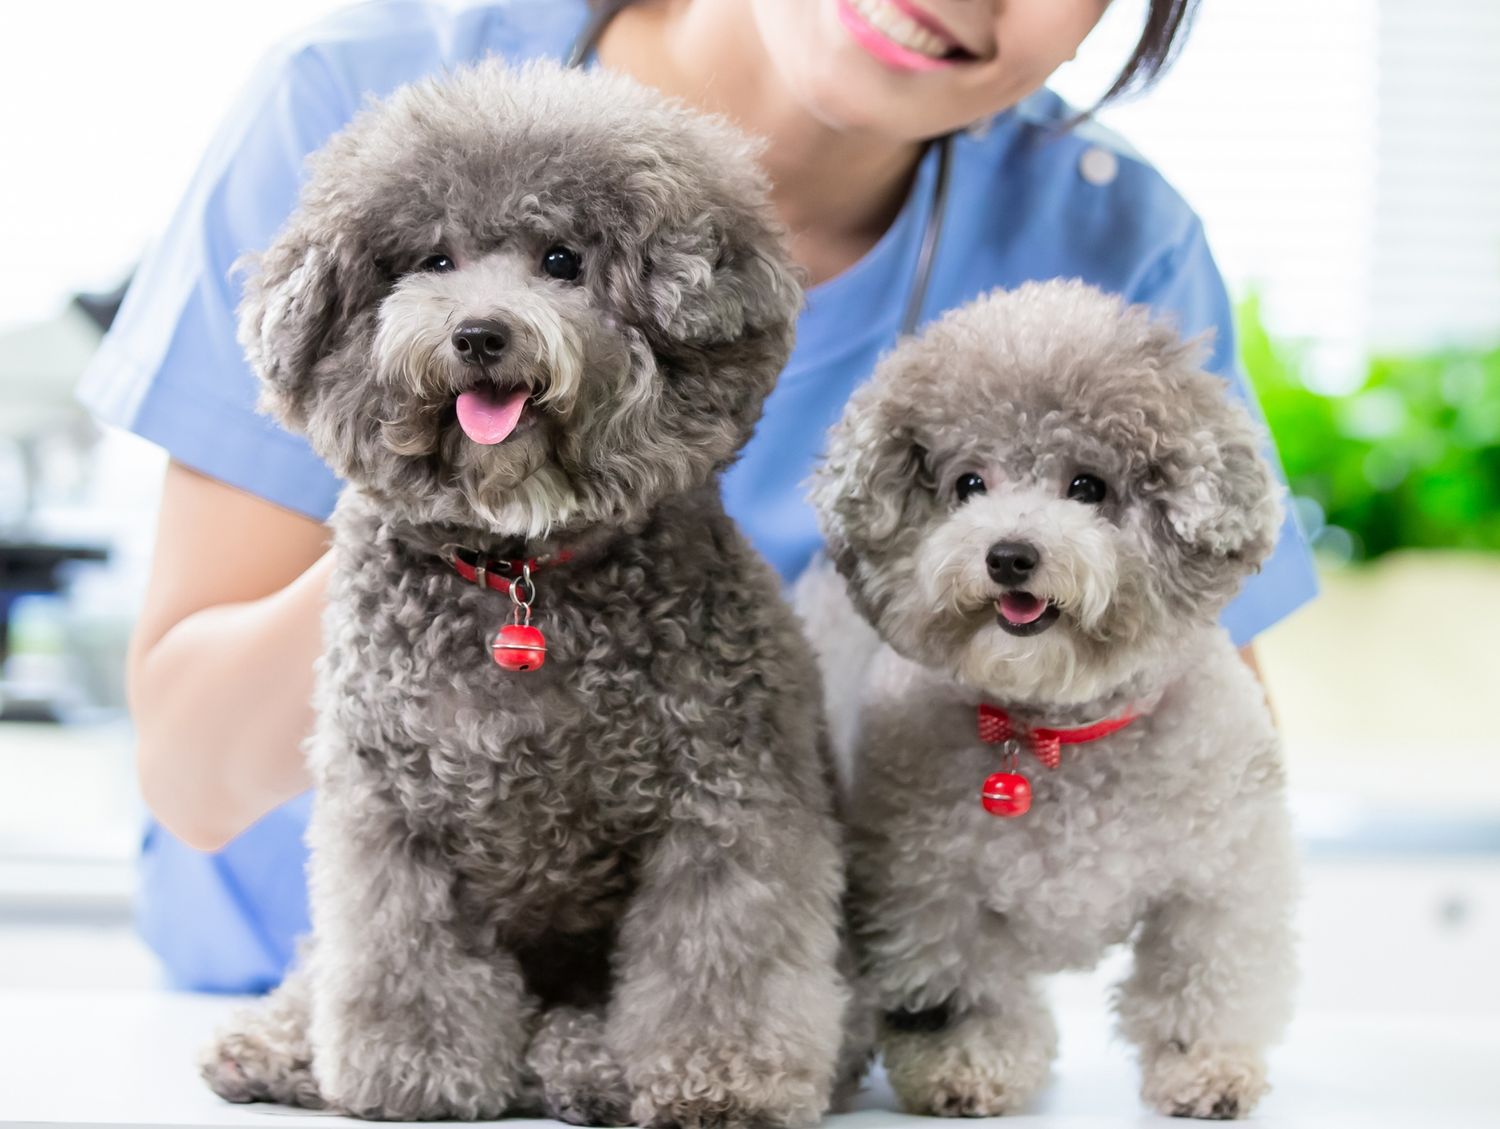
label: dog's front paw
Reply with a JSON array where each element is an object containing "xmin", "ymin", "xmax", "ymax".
[
  {"xmin": 1140, "ymin": 1043, "xmax": 1268, "ymax": 1120},
  {"xmin": 199, "ymin": 988, "xmax": 323, "ymax": 1111},
  {"xmin": 200, "ymin": 1027, "xmax": 324, "ymax": 1109},
  {"xmin": 320, "ymin": 1071, "xmax": 507, "ymax": 1121},
  {"xmin": 528, "ymin": 1007, "xmax": 632, "ymax": 1126},
  {"xmin": 882, "ymin": 1011, "xmax": 1055, "ymax": 1117},
  {"xmin": 628, "ymin": 1041, "xmax": 829, "ymax": 1129},
  {"xmin": 316, "ymin": 1043, "xmax": 517, "ymax": 1121}
]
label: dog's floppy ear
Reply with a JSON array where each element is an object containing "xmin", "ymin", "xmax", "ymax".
[
  {"xmin": 642, "ymin": 208, "xmax": 803, "ymax": 347},
  {"xmin": 810, "ymin": 381, "xmax": 936, "ymax": 580},
  {"xmin": 235, "ymin": 220, "xmax": 346, "ymax": 434},
  {"xmin": 1153, "ymin": 399, "xmax": 1285, "ymax": 567}
]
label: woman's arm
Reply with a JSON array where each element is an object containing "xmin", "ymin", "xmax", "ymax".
[
  {"xmin": 1238, "ymin": 645, "xmax": 1261, "ymax": 679},
  {"xmin": 126, "ymin": 459, "xmax": 333, "ymax": 851},
  {"xmin": 1239, "ymin": 643, "xmax": 1277, "ymax": 727}
]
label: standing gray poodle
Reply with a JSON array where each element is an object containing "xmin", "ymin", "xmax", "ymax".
[
  {"xmin": 199, "ymin": 59, "xmax": 848, "ymax": 1124},
  {"xmin": 805, "ymin": 281, "xmax": 1298, "ymax": 1120}
]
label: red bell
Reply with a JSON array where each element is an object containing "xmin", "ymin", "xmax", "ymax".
[
  {"xmin": 492, "ymin": 623, "xmax": 546, "ymax": 671},
  {"xmin": 981, "ymin": 772, "xmax": 1032, "ymax": 817}
]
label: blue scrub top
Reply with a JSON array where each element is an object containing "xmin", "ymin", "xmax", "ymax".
[{"xmin": 77, "ymin": 0, "xmax": 1318, "ymax": 993}]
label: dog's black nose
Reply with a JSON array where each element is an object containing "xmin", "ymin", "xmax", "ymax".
[
  {"xmin": 452, "ymin": 320, "xmax": 508, "ymax": 365},
  {"xmin": 986, "ymin": 541, "xmax": 1040, "ymax": 587}
]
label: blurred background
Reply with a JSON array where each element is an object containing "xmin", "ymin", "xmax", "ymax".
[{"xmin": 0, "ymin": 0, "xmax": 1496, "ymax": 1026}]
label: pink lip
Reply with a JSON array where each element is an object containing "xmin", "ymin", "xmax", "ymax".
[
  {"xmin": 836, "ymin": 0, "xmax": 958, "ymax": 73},
  {"xmin": 886, "ymin": 0, "xmax": 965, "ymax": 47}
]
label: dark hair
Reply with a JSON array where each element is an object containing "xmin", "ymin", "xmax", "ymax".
[
  {"xmin": 1099, "ymin": 0, "xmax": 1202, "ymax": 106},
  {"xmin": 585, "ymin": 0, "xmax": 1203, "ymax": 107}
]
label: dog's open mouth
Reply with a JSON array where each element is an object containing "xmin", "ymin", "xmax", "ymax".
[
  {"xmin": 995, "ymin": 592, "xmax": 1061, "ymax": 637},
  {"xmin": 454, "ymin": 379, "xmax": 531, "ymax": 445}
]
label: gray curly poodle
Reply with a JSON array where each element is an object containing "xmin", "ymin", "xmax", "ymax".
[
  {"xmin": 803, "ymin": 281, "xmax": 1298, "ymax": 1120},
  {"xmin": 198, "ymin": 59, "xmax": 849, "ymax": 1124}
]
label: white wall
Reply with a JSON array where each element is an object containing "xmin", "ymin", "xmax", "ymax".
[
  {"xmin": 0, "ymin": 0, "xmax": 348, "ymax": 331},
  {"xmin": 1053, "ymin": 0, "xmax": 1382, "ymax": 391},
  {"xmin": 1370, "ymin": 0, "xmax": 1500, "ymax": 352},
  {"xmin": 1054, "ymin": 0, "xmax": 1500, "ymax": 381}
]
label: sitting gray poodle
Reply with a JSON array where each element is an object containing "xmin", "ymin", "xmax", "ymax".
[
  {"xmin": 199, "ymin": 59, "xmax": 848, "ymax": 1124},
  {"xmin": 804, "ymin": 281, "xmax": 1297, "ymax": 1120}
]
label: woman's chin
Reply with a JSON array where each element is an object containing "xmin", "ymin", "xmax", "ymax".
[{"xmin": 751, "ymin": 0, "xmax": 970, "ymax": 136}]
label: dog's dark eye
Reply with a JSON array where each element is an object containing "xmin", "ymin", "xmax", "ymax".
[
  {"xmin": 542, "ymin": 246, "xmax": 582, "ymax": 282},
  {"xmin": 955, "ymin": 473, "xmax": 987, "ymax": 503},
  {"xmin": 418, "ymin": 253, "xmax": 455, "ymax": 273},
  {"xmin": 1067, "ymin": 473, "xmax": 1108, "ymax": 505}
]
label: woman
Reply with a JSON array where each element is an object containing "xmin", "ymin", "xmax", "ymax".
[{"xmin": 80, "ymin": 0, "xmax": 1317, "ymax": 992}]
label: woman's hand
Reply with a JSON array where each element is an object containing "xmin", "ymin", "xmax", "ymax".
[{"xmin": 126, "ymin": 459, "xmax": 332, "ymax": 850}]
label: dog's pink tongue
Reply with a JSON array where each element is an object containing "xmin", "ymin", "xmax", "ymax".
[
  {"xmin": 454, "ymin": 387, "xmax": 529, "ymax": 445},
  {"xmin": 999, "ymin": 593, "xmax": 1047, "ymax": 625}
]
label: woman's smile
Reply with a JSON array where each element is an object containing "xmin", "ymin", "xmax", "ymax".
[
  {"xmin": 836, "ymin": 0, "xmax": 979, "ymax": 71},
  {"xmin": 741, "ymin": 0, "xmax": 1103, "ymax": 141}
]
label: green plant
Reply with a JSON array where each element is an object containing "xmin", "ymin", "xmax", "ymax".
[{"xmin": 1238, "ymin": 293, "xmax": 1500, "ymax": 561}]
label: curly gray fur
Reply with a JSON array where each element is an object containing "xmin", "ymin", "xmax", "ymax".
[
  {"xmin": 201, "ymin": 59, "xmax": 848, "ymax": 1124},
  {"xmin": 804, "ymin": 281, "xmax": 1298, "ymax": 1120}
]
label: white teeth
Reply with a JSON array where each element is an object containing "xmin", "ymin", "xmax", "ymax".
[{"xmin": 849, "ymin": 0, "xmax": 952, "ymax": 59}]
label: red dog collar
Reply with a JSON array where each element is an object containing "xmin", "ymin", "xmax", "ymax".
[
  {"xmin": 977, "ymin": 702, "xmax": 1140, "ymax": 770},
  {"xmin": 450, "ymin": 548, "xmax": 573, "ymax": 597},
  {"xmin": 450, "ymin": 548, "xmax": 573, "ymax": 672},
  {"xmin": 976, "ymin": 702, "xmax": 1142, "ymax": 818}
]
